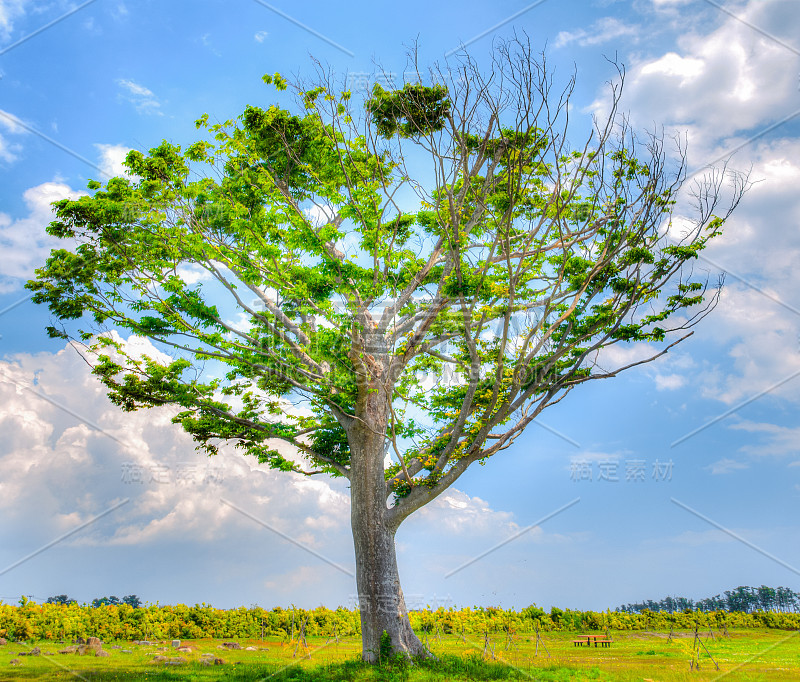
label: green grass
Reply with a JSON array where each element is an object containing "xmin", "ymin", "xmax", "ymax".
[{"xmin": 1, "ymin": 628, "xmax": 798, "ymax": 680}]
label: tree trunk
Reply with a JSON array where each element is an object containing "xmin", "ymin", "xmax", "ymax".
[{"xmin": 349, "ymin": 425, "xmax": 428, "ymax": 662}]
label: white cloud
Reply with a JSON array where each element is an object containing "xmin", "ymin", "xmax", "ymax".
[
  {"xmin": 0, "ymin": 0, "xmax": 27, "ymax": 40},
  {"xmin": 589, "ymin": 340, "xmax": 696, "ymax": 394},
  {"xmin": 704, "ymin": 138, "xmax": 800, "ymax": 273},
  {"xmin": 411, "ymin": 488, "xmax": 571, "ymax": 546},
  {"xmin": 117, "ymin": 78, "xmax": 162, "ymax": 115},
  {"xmin": 254, "ymin": 30, "xmax": 268, "ymax": 43},
  {"xmin": 706, "ymin": 457, "xmax": 749, "ymax": 475},
  {"xmin": 175, "ymin": 263, "xmax": 212, "ymax": 285},
  {"xmin": 0, "ymin": 108, "xmax": 25, "ymax": 162},
  {"xmin": 0, "ymin": 137, "xmax": 143, "ymax": 292},
  {"xmin": 667, "ymin": 138, "xmax": 800, "ymax": 404},
  {"xmin": 693, "ymin": 284, "xmax": 800, "ymax": 405},
  {"xmin": 0, "ymin": 337, "xmax": 353, "ymax": 558},
  {"xmin": 0, "ymin": 180, "xmax": 86, "ymax": 293},
  {"xmin": 670, "ymin": 527, "xmax": 737, "ymax": 545},
  {"xmin": 415, "ymin": 489, "xmax": 515, "ymax": 535},
  {"xmin": 589, "ymin": 1, "xmax": 799, "ymax": 156},
  {"xmin": 94, "ymin": 143, "xmax": 133, "ymax": 178},
  {"xmin": 118, "ymin": 79, "xmax": 153, "ymax": 98},
  {"xmin": 555, "ymin": 17, "xmax": 639, "ymax": 48},
  {"xmin": 113, "ymin": 2, "xmax": 128, "ymax": 20},
  {"xmin": 0, "ymin": 109, "xmax": 25, "ymax": 135},
  {"xmin": 583, "ymin": 2, "xmax": 800, "ymax": 409},
  {"xmin": 730, "ymin": 420, "xmax": 800, "ymax": 457},
  {"xmin": 592, "ymin": 341, "xmax": 659, "ymax": 372},
  {"xmin": 1, "ymin": 335, "xmax": 570, "ymax": 605},
  {"xmin": 307, "ymin": 203, "xmax": 335, "ymax": 227},
  {"xmin": 569, "ymin": 449, "xmax": 624, "ymax": 465},
  {"xmin": 198, "ymin": 32, "xmax": 221, "ymax": 57},
  {"xmin": 639, "ymin": 52, "xmax": 704, "ymax": 83},
  {"xmin": 102, "ymin": 330, "xmax": 174, "ymax": 365},
  {"xmin": 655, "ymin": 373, "xmax": 686, "ymax": 390},
  {"xmin": 0, "ymin": 132, "xmax": 18, "ymax": 163}
]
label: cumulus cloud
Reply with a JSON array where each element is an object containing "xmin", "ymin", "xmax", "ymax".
[
  {"xmin": 703, "ymin": 139, "xmax": 800, "ymax": 276},
  {"xmin": 0, "ymin": 341, "xmax": 358, "ymax": 605},
  {"xmin": 584, "ymin": 336, "xmax": 697, "ymax": 397},
  {"xmin": 590, "ymin": 1, "xmax": 799, "ymax": 160},
  {"xmin": 94, "ymin": 143, "xmax": 134, "ymax": 178},
  {"xmin": 647, "ymin": 141, "xmax": 800, "ymax": 406},
  {"xmin": 0, "ymin": 334, "xmax": 545, "ymax": 606},
  {"xmin": 692, "ymin": 284, "xmax": 800, "ymax": 405},
  {"xmin": 414, "ymin": 489, "xmax": 516, "ymax": 536},
  {"xmin": 583, "ymin": 2, "xmax": 800, "ymax": 410},
  {"xmin": 0, "ymin": 336, "xmax": 354, "ymax": 556},
  {"xmin": 410, "ymin": 488, "xmax": 572, "ymax": 548},
  {"xmin": 0, "ymin": 180, "xmax": 86, "ymax": 293},
  {"xmin": 0, "ymin": 140, "xmax": 142, "ymax": 292}
]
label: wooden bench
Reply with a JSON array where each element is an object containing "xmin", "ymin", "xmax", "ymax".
[{"xmin": 573, "ymin": 636, "xmax": 613, "ymax": 647}]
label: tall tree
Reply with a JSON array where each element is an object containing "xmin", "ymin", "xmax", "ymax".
[
  {"xmin": 45, "ymin": 595, "xmax": 76, "ymax": 605},
  {"xmin": 28, "ymin": 40, "xmax": 747, "ymax": 660}
]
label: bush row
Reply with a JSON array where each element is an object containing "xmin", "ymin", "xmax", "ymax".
[{"xmin": 1, "ymin": 599, "xmax": 798, "ymax": 642}]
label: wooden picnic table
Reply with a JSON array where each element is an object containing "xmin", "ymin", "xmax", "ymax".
[{"xmin": 572, "ymin": 634, "xmax": 613, "ymax": 647}]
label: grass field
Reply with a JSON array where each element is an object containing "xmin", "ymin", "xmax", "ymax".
[{"xmin": 1, "ymin": 628, "xmax": 798, "ymax": 680}]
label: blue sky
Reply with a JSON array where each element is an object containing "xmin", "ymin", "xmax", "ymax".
[{"xmin": 0, "ymin": 0, "xmax": 799, "ymax": 613}]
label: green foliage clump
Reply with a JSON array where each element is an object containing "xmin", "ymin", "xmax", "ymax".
[{"xmin": 367, "ymin": 83, "xmax": 450, "ymax": 138}]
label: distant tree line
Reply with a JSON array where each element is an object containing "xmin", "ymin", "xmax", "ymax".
[
  {"xmin": 3, "ymin": 601, "xmax": 800, "ymax": 642},
  {"xmin": 44, "ymin": 595, "xmax": 142, "ymax": 608},
  {"xmin": 617, "ymin": 586, "xmax": 799, "ymax": 614}
]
